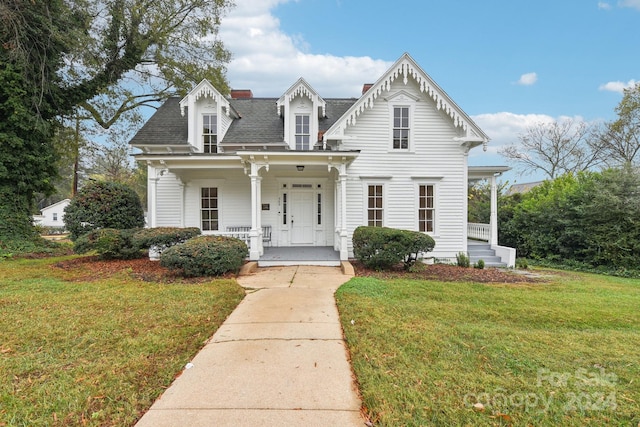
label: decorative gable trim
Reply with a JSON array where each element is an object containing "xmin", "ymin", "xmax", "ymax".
[
  {"xmin": 179, "ymin": 80, "xmax": 231, "ymax": 117},
  {"xmin": 324, "ymin": 53, "xmax": 489, "ymax": 145},
  {"xmin": 277, "ymin": 78, "xmax": 326, "ymax": 117}
]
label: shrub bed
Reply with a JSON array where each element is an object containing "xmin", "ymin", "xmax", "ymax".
[
  {"xmin": 74, "ymin": 228, "xmax": 145, "ymax": 260},
  {"xmin": 353, "ymin": 226, "xmax": 435, "ymax": 270},
  {"xmin": 160, "ymin": 235, "xmax": 248, "ymax": 277}
]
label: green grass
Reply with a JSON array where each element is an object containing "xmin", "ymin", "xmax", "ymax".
[
  {"xmin": 0, "ymin": 256, "xmax": 245, "ymax": 426},
  {"xmin": 336, "ymin": 270, "xmax": 640, "ymax": 426}
]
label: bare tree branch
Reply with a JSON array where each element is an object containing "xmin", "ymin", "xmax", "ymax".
[{"xmin": 499, "ymin": 119, "xmax": 604, "ymax": 179}]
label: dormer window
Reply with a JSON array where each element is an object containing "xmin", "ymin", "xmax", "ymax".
[
  {"xmin": 295, "ymin": 114, "xmax": 310, "ymax": 150},
  {"xmin": 393, "ymin": 107, "xmax": 409, "ymax": 149},
  {"xmin": 203, "ymin": 114, "xmax": 217, "ymax": 153}
]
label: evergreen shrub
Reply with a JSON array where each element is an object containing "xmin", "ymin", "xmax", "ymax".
[
  {"xmin": 160, "ymin": 235, "xmax": 248, "ymax": 277},
  {"xmin": 353, "ymin": 226, "xmax": 435, "ymax": 270},
  {"xmin": 132, "ymin": 227, "xmax": 201, "ymax": 254},
  {"xmin": 74, "ymin": 228, "xmax": 144, "ymax": 260},
  {"xmin": 64, "ymin": 181, "xmax": 145, "ymax": 240}
]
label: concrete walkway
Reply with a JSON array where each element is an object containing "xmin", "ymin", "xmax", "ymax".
[{"xmin": 136, "ymin": 265, "xmax": 364, "ymax": 427}]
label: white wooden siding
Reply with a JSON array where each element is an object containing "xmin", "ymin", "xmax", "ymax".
[
  {"xmin": 155, "ymin": 174, "xmax": 183, "ymax": 226},
  {"xmin": 342, "ymin": 78, "xmax": 468, "ymax": 260},
  {"xmin": 220, "ymin": 112, "xmax": 232, "ymax": 141},
  {"xmin": 184, "ymin": 171, "xmax": 251, "ymax": 231}
]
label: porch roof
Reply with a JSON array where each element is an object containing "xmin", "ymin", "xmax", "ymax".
[
  {"xmin": 468, "ymin": 165, "xmax": 511, "ymax": 180},
  {"xmin": 135, "ymin": 149, "xmax": 361, "ymax": 170}
]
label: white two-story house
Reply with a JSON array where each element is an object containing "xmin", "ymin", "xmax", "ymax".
[{"xmin": 130, "ymin": 53, "xmax": 513, "ymax": 266}]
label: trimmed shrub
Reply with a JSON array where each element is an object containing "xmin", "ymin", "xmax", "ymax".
[
  {"xmin": 160, "ymin": 235, "xmax": 248, "ymax": 277},
  {"xmin": 132, "ymin": 227, "xmax": 201, "ymax": 254},
  {"xmin": 474, "ymin": 259, "xmax": 485, "ymax": 269},
  {"xmin": 456, "ymin": 252, "xmax": 470, "ymax": 268},
  {"xmin": 74, "ymin": 228, "xmax": 145, "ymax": 260},
  {"xmin": 352, "ymin": 226, "xmax": 436, "ymax": 270},
  {"xmin": 64, "ymin": 181, "xmax": 145, "ymax": 240}
]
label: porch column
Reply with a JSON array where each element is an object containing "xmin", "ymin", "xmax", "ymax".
[
  {"xmin": 249, "ymin": 163, "xmax": 261, "ymax": 260},
  {"xmin": 256, "ymin": 175, "xmax": 263, "ymax": 256},
  {"xmin": 490, "ymin": 174, "xmax": 498, "ymax": 246},
  {"xmin": 339, "ymin": 164, "xmax": 348, "ymax": 261},
  {"xmin": 334, "ymin": 176, "xmax": 340, "ymax": 251},
  {"xmin": 178, "ymin": 180, "xmax": 186, "ymax": 228},
  {"xmin": 148, "ymin": 165, "xmax": 159, "ymax": 228}
]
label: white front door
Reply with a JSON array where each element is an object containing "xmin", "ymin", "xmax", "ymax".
[{"xmin": 290, "ymin": 190, "xmax": 314, "ymax": 244}]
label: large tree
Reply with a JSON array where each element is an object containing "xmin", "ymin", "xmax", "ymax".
[
  {"xmin": 0, "ymin": 0, "xmax": 232, "ymax": 243},
  {"xmin": 597, "ymin": 83, "xmax": 640, "ymax": 167},
  {"xmin": 499, "ymin": 119, "xmax": 604, "ymax": 179}
]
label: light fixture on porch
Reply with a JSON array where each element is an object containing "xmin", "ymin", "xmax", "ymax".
[{"xmin": 296, "ymin": 165, "xmax": 305, "ymax": 171}]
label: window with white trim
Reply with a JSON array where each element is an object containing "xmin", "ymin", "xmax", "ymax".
[
  {"xmin": 393, "ymin": 106, "xmax": 409, "ymax": 149},
  {"xmin": 367, "ymin": 184, "xmax": 384, "ymax": 227},
  {"xmin": 295, "ymin": 114, "xmax": 310, "ymax": 150},
  {"xmin": 201, "ymin": 187, "xmax": 218, "ymax": 230},
  {"xmin": 203, "ymin": 114, "xmax": 217, "ymax": 153},
  {"xmin": 418, "ymin": 184, "xmax": 435, "ymax": 232},
  {"xmin": 53, "ymin": 213, "xmax": 58, "ymax": 221}
]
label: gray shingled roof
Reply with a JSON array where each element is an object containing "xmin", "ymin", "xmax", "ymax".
[
  {"xmin": 129, "ymin": 96, "xmax": 358, "ymax": 147},
  {"xmin": 129, "ymin": 97, "xmax": 188, "ymax": 146},
  {"xmin": 224, "ymin": 98, "xmax": 283, "ymax": 144}
]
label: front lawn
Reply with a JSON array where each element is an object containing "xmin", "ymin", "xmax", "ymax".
[
  {"xmin": 337, "ymin": 269, "xmax": 640, "ymax": 426},
  {"xmin": 0, "ymin": 256, "xmax": 245, "ymax": 426}
]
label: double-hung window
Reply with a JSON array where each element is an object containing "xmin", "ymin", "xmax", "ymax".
[
  {"xmin": 418, "ymin": 184, "xmax": 435, "ymax": 232},
  {"xmin": 203, "ymin": 114, "xmax": 217, "ymax": 153},
  {"xmin": 367, "ymin": 184, "xmax": 384, "ymax": 227},
  {"xmin": 295, "ymin": 114, "xmax": 310, "ymax": 150},
  {"xmin": 201, "ymin": 187, "xmax": 219, "ymax": 231},
  {"xmin": 393, "ymin": 107, "xmax": 409, "ymax": 150}
]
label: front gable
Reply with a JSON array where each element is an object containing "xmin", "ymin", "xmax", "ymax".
[
  {"xmin": 324, "ymin": 53, "xmax": 489, "ymax": 151},
  {"xmin": 277, "ymin": 78, "xmax": 327, "ymax": 150},
  {"xmin": 179, "ymin": 80, "xmax": 238, "ymax": 153}
]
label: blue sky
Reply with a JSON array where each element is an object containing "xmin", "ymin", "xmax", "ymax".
[{"xmin": 217, "ymin": 0, "xmax": 640, "ymax": 184}]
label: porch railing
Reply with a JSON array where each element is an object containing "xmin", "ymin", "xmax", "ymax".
[
  {"xmin": 212, "ymin": 231, "xmax": 251, "ymax": 245},
  {"xmin": 467, "ymin": 223, "xmax": 490, "ymax": 242}
]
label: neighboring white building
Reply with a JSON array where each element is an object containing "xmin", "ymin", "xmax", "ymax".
[
  {"xmin": 130, "ymin": 53, "xmax": 512, "ymax": 265},
  {"xmin": 34, "ymin": 199, "xmax": 70, "ymax": 228}
]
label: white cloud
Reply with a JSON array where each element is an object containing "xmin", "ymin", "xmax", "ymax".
[
  {"xmin": 471, "ymin": 112, "xmax": 554, "ymax": 155},
  {"xmin": 218, "ymin": 0, "xmax": 392, "ymax": 97},
  {"xmin": 619, "ymin": 0, "xmax": 640, "ymax": 10},
  {"xmin": 516, "ymin": 72, "xmax": 538, "ymax": 86},
  {"xmin": 599, "ymin": 79, "xmax": 638, "ymax": 93},
  {"xmin": 598, "ymin": 2, "xmax": 612, "ymax": 10}
]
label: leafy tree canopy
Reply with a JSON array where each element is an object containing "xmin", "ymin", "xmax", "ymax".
[{"xmin": 0, "ymin": 0, "xmax": 232, "ymax": 245}]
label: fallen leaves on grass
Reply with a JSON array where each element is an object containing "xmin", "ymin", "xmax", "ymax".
[{"xmin": 52, "ymin": 256, "xmax": 236, "ymax": 283}]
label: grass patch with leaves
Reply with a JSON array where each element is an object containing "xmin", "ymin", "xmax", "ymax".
[
  {"xmin": 0, "ymin": 256, "xmax": 245, "ymax": 426},
  {"xmin": 336, "ymin": 270, "xmax": 640, "ymax": 426}
]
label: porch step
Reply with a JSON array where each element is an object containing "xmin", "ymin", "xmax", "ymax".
[
  {"xmin": 258, "ymin": 260, "xmax": 341, "ymax": 267},
  {"xmin": 467, "ymin": 243, "xmax": 507, "ymax": 268},
  {"xmin": 258, "ymin": 246, "xmax": 341, "ymax": 267}
]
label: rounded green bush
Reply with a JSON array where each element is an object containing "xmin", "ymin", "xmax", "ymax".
[
  {"xmin": 132, "ymin": 227, "xmax": 201, "ymax": 252},
  {"xmin": 353, "ymin": 226, "xmax": 435, "ymax": 270},
  {"xmin": 64, "ymin": 181, "xmax": 145, "ymax": 240},
  {"xmin": 160, "ymin": 235, "xmax": 248, "ymax": 277},
  {"xmin": 74, "ymin": 228, "xmax": 145, "ymax": 260}
]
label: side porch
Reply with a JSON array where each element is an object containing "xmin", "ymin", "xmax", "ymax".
[{"xmin": 466, "ymin": 166, "xmax": 516, "ymax": 268}]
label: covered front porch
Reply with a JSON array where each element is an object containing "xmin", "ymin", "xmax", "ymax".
[{"xmin": 466, "ymin": 166, "xmax": 516, "ymax": 267}]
